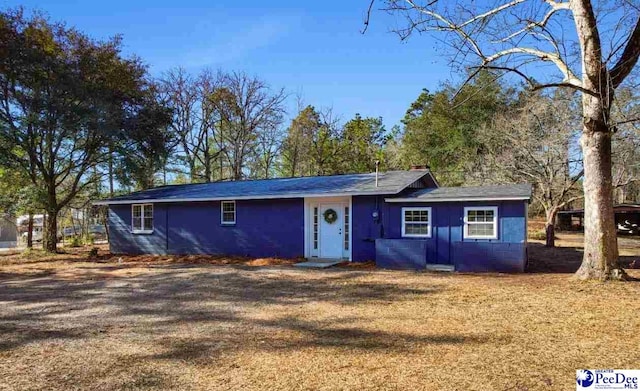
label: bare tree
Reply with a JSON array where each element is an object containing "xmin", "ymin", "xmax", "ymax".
[
  {"xmin": 281, "ymin": 105, "xmax": 345, "ymax": 177},
  {"xmin": 195, "ymin": 70, "xmax": 225, "ymax": 182},
  {"xmin": 210, "ymin": 71, "xmax": 286, "ymax": 180},
  {"xmin": 280, "ymin": 95, "xmax": 311, "ymax": 177},
  {"xmin": 281, "ymin": 104, "xmax": 318, "ymax": 177},
  {"xmin": 253, "ymin": 123, "xmax": 285, "ymax": 179},
  {"xmin": 159, "ymin": 68, "xmax": 226, "ymax": 182},
  {"xmin": 473, "ymin": 92, "xmax": 583, "ymax": 247},
  {"xmin": 369, "ymin": 0, "xmax": 640, "ymax": 280},
  {"xmin": 159, "ymin": 68, "xmax": 200, "ymax": 181},
  {"xmin": 309, "ymin": 108, "xmax": 343, "ymax": 176},
  {"xmin": 611, "ymin": 88, "xmax": 640, "ymax": 202}
]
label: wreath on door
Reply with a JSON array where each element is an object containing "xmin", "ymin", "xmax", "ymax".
[{"xmin": 323, "ymin": 208, "xmax": 338, "ymax": 224}]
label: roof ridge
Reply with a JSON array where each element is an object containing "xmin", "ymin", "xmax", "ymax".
[
  {"xmin": 147, "ymin": 170, "xmax": 390, "ymax": 191},
  {"xmin": 126, "ymin": 171, "xmax": 425, "ymax": 194},
  {"xmin": 95, "ymin": 170, "xmax": 431, "ymax": 205}
]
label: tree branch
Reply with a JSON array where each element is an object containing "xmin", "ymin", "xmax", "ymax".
[
  {"xmin": 493, "ymin": 1, "xmax": 570, "ymax": 43},
  {"xmin": 483, "ymin": 47, "xmax": 581, "ymax": 86},
  {"xmin": 610, "ymin": 17, "xmax": 640, "ymax": 88},
  {"xmin": 361, "ymin": 0, "xmax": 376, "ymax": 34},
  {"xmin": 471, "ymin": 65, "xmax": 598, "ymax": 97}
]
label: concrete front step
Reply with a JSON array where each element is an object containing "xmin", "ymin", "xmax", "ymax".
[{"xmin": 425, "ymin": 264, "xmax": 455, "ymax": 272}]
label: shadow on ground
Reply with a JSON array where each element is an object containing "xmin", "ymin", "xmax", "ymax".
[
  {"xmin": 2, "ymin": 246, "xmax": 640, "ymax": 390},
  {"xmin": 527, "ymin": 242, "xmax": 638, "ymax": 273},
  {"xmin": 0, "ymin": 265, "xmax": 449, "ymax": 354}
]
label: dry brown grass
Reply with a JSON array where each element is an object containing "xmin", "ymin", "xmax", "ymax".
[
  {"xmin": 0, "ymin": 237, "xmax": 639, "ymax": 390},
  {"xmin": 0, "ymin": 245, "xmax": 298, "ymax": 268}
]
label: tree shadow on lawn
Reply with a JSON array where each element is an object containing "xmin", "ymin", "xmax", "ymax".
[
  {"xmin": 144, "ymin": 315, "xmax": 493, "ymax": 365},
  {"xmin": 527, "ymin": 242, "xmax": 639, "ymax": 273},
  {"xmin": 0, "ymin": 265, "xmax": 447, "ymax": 353}
]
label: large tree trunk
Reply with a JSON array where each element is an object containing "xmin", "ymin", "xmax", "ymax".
[
  {"xmin": 108, "ymin": 142, "xmax": 115, "ymax": 198},
  {"xmin": 42, "ymin": 213, "xmax": 46, "ymax": 250},
  {"xmin": 545, "ymin": 208, "xmax": 558, "ymax": 248},
  {"xmin": 43, "ymin": 210, "xmax": 58, "ymax": 253},
  {"xmin": 26, "ymin": 213, "xmax": 33, "ymax": 249},
  {"xmin": 204, "ymin": 150, "xmax": 212, "ymax": 183},
  {"xmin": 575, "ymin": 115, "xmax": 626, "ymax": 280},
  {"xmin": 163, "ymin": 162, "xmax": 167, "ymax": 186},
  {"xmin": 233, "ymin": 155, "xmax": 242, "ymax": 180},
  {"xmin": 102, "ymin": 206, "xmax": 110, "ymax": 243},
  {"xmin": 571, "ymin": 0, "xmax": 631, "ymax": 280},
  {"xmin": 188, "ymin": 155, "xmax": 197, "ymax": 183}
]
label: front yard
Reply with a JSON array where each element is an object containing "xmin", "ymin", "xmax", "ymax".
[{"xmin": 0, "ymin": 234, "xmax": 639, "ymax": 391}]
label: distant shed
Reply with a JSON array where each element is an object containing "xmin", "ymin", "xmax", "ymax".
[{"xmin": 557, "ymin": 204, "xmax": 640, "ymax": 234}]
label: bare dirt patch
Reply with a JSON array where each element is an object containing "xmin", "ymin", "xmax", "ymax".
[{"xmin": 1, "ymin": 244, "xmax": 640, "ymax": 390}]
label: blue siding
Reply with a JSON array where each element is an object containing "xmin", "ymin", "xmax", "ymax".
[
  {"xmin": 109, "ymin": 195, "xmax": 528, "ymax": 272},
  {"xmin": 373, "ymin": 200, "xmax": 528, "ymax": 272},
  {"xmin": 376, "ymin": 239, "xmax": 427, "ymax": 269},
  {"xmin": 351, "ymin": 195, "xmax": 385, "ymax": 261},
  {"xmin": 109, "ymin": 204, "xmax": 168, "ymax": 254},
  {"xmin": 109, "ymin": 199, "xmax": 304, "ymax": 258},
  {"xmin": 452, "ymin": 242, "xmax": 526, "ymax": 273}
]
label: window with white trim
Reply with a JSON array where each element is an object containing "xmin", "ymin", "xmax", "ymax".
[
  {"xmin": 464, "ymin": 206, "xmax": 498, "ymax": 239},
  {"xmin": 344, "ymin": 206, "xmax": 350, "ymax": 250},
  {"xmin": 221, "ymin": 201, "xmax": 236, "ymax": 225},
  {"xmin": 313, "ymin": 206, "xmax": 319, "ymax": 250},
  {"xmin": 401, "ymin": 207, "xmax": 432, "ymax": 238},
  {"xmin": 132, "ymin": 204, "xmax": 153, "ymax": 233}
]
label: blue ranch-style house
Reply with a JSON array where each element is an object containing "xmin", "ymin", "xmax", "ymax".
[{"xmin": 96, "ymin": 167, "xmax": 532, "ymax": 272}]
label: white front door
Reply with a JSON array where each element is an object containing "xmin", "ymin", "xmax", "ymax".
[{"xmin": 319, "ymin": 203, "xmax": 343, "ymax": 259}]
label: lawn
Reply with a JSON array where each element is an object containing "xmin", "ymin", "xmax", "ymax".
[{"xmin": 0, "ymin": 234, "xmax": 639, "ymax": 391}]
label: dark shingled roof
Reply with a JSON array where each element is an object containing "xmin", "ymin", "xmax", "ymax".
[
  {"xmin": 388, "ymin": 183, "xmax": 532, "ymax": 202},
  {"xmin": 96, "ymin": 170, "xmax": 432, "ymax": 204}
]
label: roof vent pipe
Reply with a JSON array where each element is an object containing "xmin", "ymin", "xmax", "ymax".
[{"xmin": 375, "ymin": 160, "xmax": 380, "ymax": 187}]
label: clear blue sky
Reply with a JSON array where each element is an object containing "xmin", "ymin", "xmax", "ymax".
[{"xmin": 1, "ymin": 0, "xmax": 458, "ymax": 128}]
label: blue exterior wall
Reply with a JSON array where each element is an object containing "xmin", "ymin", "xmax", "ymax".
[
  {"xmin": 351, "ymin": 195, "xmax": 386, "ymax": 261},
  {"xmin": 109, "ymin": 204, "xmax": 169, "ymax": 254},
  {"xmin": 375, "ymin": 239, "xmax": 427, "ymax": 269},
  {"xmin": 372, "ymin": 200, "xmax": 528, "ymax": 272},
  {"xmin": 108, "ymin": 195, "xmax": 527, "ymax": 272},
  {"xmin": 109, "ymin": 198, "xmax": 304, "ymax": 258}
]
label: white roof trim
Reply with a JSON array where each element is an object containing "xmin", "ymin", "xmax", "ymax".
[
  {"xmin": 385, "ymin": 196, "xmax": 530, "ymax": 203},
  {"xmin": 94, "ymin": 171, "xmax": 436, "ymax": 206}
]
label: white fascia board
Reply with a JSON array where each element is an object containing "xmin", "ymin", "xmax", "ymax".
[{"xmin": 385, "ymin": 196, "xmax": 530, "ymax": 203}]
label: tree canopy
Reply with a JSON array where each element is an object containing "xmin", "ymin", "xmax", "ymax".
[
  {"xmin": 2, "ymin": 5, "xmax": 640, "ymax": 268},
  {"xmin": 0, "ymin": 9, "xmax": 163, "ymax": 251},
  {"xmin": 399, "ymin": 71, "xmax": 513, "ymax": 185}
]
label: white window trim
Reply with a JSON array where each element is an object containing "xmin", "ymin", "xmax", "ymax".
[
  {"xmin": 463, "ymin": 206, "xmax": 498, "ymax": 239},
  {"xmin": 221, "ymin": 200, "xmax": 236, "ymax": 225},
  {"xmin": 401, "ymin": 207, "xmax": 432, "ymax": 238},
  {"xmin": 131, "ymin": 204, "xmax": 154, "ymax": 234}
]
